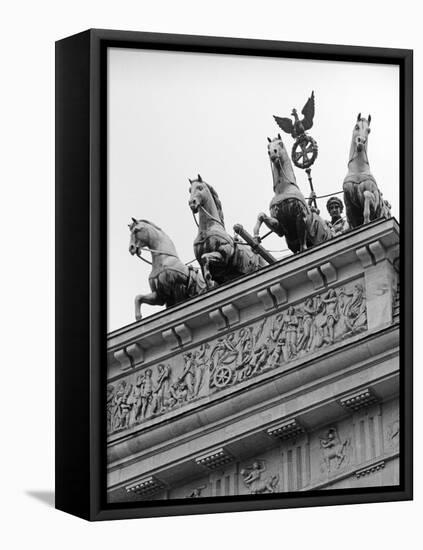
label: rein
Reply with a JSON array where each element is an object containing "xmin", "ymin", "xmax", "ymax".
[
  {"xmin": 200, "ymin": 204, "xmax": 224, "ymax": 226},
  {"xmin": 135, "ymin": 246, "xmax": 197, "ymax": 268},
  {"xmin": 191, "ymin": 209, "xmax": 199, "ymax": 228},
  {"xmin": 135, "ymin": 246, "xmax": 178, "ymax": 266},
  {"xmin": 348, "ymin": 143, "xmax": 369, "ymax": 166},
  {"xmin": 277, "ymin": 157, "xmax": 291, "ymax": 183},
  {"xmin": 275, "ymin": 155, "xmax": 296, "ymax": 188},
  {"xmin": 191, "ymin": 204, "xmax": 225, "ymax": 228}
]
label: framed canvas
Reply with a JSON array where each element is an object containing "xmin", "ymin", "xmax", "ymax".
[{"xmin": 55, "ymin": 29, "xmax": 413, "ymax": 521}]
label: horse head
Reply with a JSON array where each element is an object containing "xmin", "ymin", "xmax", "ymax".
[
  {"xmin": 188, "ymin": 174, "xmax": 225, "ymax": 226},
  {"xmin": 128, "ymin": 218, "xmax": 162, "ymax": 256},
  {"xmin": 266, "ymin": 135, "xmax": 297, "ymax": 191},
  {"xmin": 267, "ymin": 134, "xmax": 290, "ymax": 165},
  {"xmin": 352, "ymin": 113, "xmax": 371, "ymax": 154}
]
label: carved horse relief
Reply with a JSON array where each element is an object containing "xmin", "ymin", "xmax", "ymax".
[
  {"xmin": 129, "ymin": 219, "xmax": 206, "ymax": 320},
  {"xmin": 343, "ymin": 114, "xmax": 391, "ymax": 228},
  {"xmin": 320, "ymin": 427, "xmax": 350, "ymax": 473},
  {"xmin": 253, "ymin": 136, "xmax": 332, "ymax": 253},
  {"xmin": 189, "ymin": 175, "xmax": 266, "ymax": 289},
  {"xmin": 240, "ymin": 460, "xmax": 279, "ymax": 494}
]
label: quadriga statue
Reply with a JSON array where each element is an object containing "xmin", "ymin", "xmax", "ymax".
[
  {"xmin": 253, "ymin": 136, "xmax": 332, "ymax": 253},
  {"xmin": 189, "ymin": 175, "xmax": 266, "ymax": 289},
  {"xmin": 128, "ymin": 218, "xmax": 206, "ymax": 320},
  {"xmin": 343, "ymin": 114, "xmax": 391, "ymax": 228}
]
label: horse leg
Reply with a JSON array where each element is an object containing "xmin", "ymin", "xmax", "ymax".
[
  {"xmin": 296, "ymin": 210, "xmax": 307, "ymax": 253},
  {"xmin": 201, "ymin": 252, "xmax": 222, "ymax": 289},
  {"xmin": 343, "ymin": 188, "xmax": 360, "ymax": 228},
  {"xmin": 134, "ymin": 291, "xmax": 164, "ymax": 321},
  {"xmin": 337, "ymin": 447, "xmax": 346, "ymax": 468},
  {"xmin": 254, "ymin": 212, "xmax": 281, "ymax": 240},
  {"xmin": 363, "ymin": 190, "xmax": 376, "ymax": 224}
]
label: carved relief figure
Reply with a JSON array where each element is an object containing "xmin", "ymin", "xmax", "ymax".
[
  {"xmin": 114, "ymin": 381, "xmax": 134, "ymax": 430},
  {"xmin": 322, "ymin": 289, "xmax": 339, "ymax": 344},
  {"xmin": 311, "ymin": 295, "xmax": 327, "ymax": 349},
  {"xmin": 107, "ymin": 279, "xmax": 368, "ymax": 433},
  {"xmin": 280, "ymin": 306, "xmax": 299, "ymax": 359},
  {"xmin": 141, "ymin": 369, "xmax": 153, "ymax": 419},
  {"xmin": 164, "ymin": 382, "xmax": 182, "ymax": 409},
  {"xmin": 179, "ymin": 346, "xmax": 209, "ymax": 399},
  {"xmin": 211, "ymin": 334, "xmax": 238, "ymax": 371},
  {"xmin": 108, "ymin": 349, "xmax": 211, "ymax": 434},
  {"xmin": 241, "ymin": 460, "xmax": 279, "ymax": 494},
  {"xmin": 320, "ymin": 427, "xmax": 349, "ymax": 472},
  {"xmin": 235, "ymin": 327, "xmax": 254, "ymax": 368},
  {"xmin": 107, "ymin": 385, "xmax": 115, "ymax": 433},
  {"xmin": 180, "ymin": 353, "xmax": 197, "ymax": 397},
  {"xmin": 248, "ymin": 338, "xmax": 271, "ymax": 375},
  {"xmin": 268, "ymin": 338, "xmax": 285, "ymax": 369},
  {"xmin": 153, "ymin": 363, "xmax": 170, "ymax": 413},
  {"xmin": 111, "ymin": 381, "xmax": 126, "ymax": 431},
  {"xmin": 342, "ymin": 283, "xmax": 367, "ymax": 334},
  {"xmin": 186, "ymin": 485, "xmax": 207, "ymax": 498},
  {"xmin": 192, "ymin": 343, "xmax": 209, "ymax": 397},
  {"xmin": 210, "ymin": 319, "xmax": 267, "ymax": 388},
  {"xmin": 130, "ymin": 374, "xmax": 144, "ymax": 424},
  {"xmin": 297, "ymin": 297, "xmax": 316, "ymax": 351},
  {"xmin": 387, "ymin": 420, "xmax": 400, "ymax": 450}
]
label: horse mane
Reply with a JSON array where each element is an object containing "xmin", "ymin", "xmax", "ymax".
[
  {"xmin": 273, "ymin": 139, "xmax": 299, "ymax": 189},
  {"xmin": 205, "ymin": 183, "xmax": 225, "ymax": 226},
  {"xmin": 137, "ymin": 219, "xmax": 164, "ymax": 232}
]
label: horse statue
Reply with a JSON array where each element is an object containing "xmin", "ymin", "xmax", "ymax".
[
  {"xmin": 128, "ymin": 218, "xmax": 206, "ymax": 320},
  {"xmin": 189, "ymin": 175, "xmax": 266, "ymax": 289},
  {"xmin": 343, "ymin": 114, "xmax": 391, "ymax": 227},
  {"xmin": 253, "ymin": 136, "xmax": 332, "ymax": 253}
]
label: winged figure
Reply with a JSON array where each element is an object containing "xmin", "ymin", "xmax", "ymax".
[{"xmin": 274, "ymin": 91, "xmax": 315, "ymax": 139}]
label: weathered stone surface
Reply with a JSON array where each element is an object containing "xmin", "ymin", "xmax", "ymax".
[
  {"xmin": 107, "ymin": 277, "xmax": 367, "ymax": 434},
  {"xmin": 107, "ymin": 219, "xmax": 400, "ymax": 502}
]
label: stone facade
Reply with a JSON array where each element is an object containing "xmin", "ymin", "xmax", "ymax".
[{"xmin": 107, "ymin": 218, "xmax": 399, "ymax": 502}]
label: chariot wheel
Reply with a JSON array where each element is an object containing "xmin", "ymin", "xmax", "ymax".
[
  {"xmin": 292, "ymin": 135, "xmax": 318, "ymax": 169},
  {"xmin": 213, "ymin": 366, "xmax": 233, "ymax": 388}
]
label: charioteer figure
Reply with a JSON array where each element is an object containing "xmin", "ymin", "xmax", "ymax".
[{"xmin": 325, "ymin": 196, "xmax": 349, "ymax": 236}]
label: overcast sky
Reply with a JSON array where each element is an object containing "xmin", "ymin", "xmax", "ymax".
[{"xmin": 108, "ymin": 47, "xmax": 399, "ymax": 332}]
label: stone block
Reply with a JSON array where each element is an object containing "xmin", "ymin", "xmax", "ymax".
[{"xmin": 364, "ymin": 260, "xmax": 395, "ymax": 330}]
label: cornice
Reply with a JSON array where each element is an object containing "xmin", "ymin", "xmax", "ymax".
[{"xmin": 107, "ymin": 218, "xmax": 399, "ymax": 366}]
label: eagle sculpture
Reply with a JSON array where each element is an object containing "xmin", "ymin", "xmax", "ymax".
[{"xmin": 274, "ymin": 91, "xmax": 315, "ymax": 139}]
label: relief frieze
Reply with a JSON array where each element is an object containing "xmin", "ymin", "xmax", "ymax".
[
  {"xmin": 319, "ymin": 426, "xmax": 351, "ymax": 473},
  {"xmin": 240, "ymin": 460, "xmax": 279, "ymax": 494},
  {"xmin": 107, "ymin": 279, "xmax": 367, "ymax": 435}
]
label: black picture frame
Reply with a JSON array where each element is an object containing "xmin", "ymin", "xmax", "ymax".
[{"xmin": 55, "ymin": 28, "xmax": 413, "ymax": 521}]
